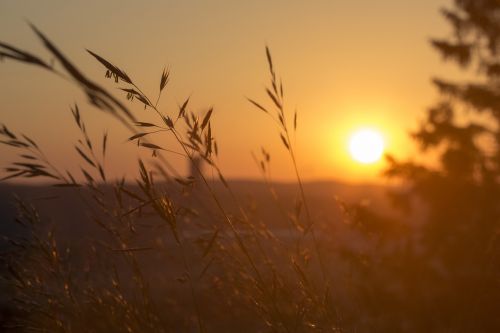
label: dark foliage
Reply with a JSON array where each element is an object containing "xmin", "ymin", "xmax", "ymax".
[{"xmin": 340, "ymin": 1, "xmax": 500, "ymax": 331}]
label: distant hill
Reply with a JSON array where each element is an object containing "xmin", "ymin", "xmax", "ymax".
[
  {"xmin": 0, "ymin": 179, "xmax": 398, "ymax": 231},
  {"xmin": 0, "ymin": 179, "xmax": 410, "ymax": 247}
]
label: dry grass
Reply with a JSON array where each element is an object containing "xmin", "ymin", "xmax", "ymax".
[{"xmin": 0, "ymin": 25, "xmax": 344, "ymax": 332}]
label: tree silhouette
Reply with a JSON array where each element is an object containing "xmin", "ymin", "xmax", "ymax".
[{"xmin": 384, "ymin": 0, "xmax": 500, "ymax": 331}]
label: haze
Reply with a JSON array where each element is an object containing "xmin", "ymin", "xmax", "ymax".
[{"xmin": 0, "ymin": 0, "xmax": 456, "ymax": 183}]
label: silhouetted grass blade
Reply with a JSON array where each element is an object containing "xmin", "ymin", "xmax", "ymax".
[{"xmin": 87, "ymin": 50, "xmax": 132, "ymax": 84}]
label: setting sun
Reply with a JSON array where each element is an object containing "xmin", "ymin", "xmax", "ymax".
[{"xmin": 349, "ymin": 129, "xmax": 385, "ymax": 164}]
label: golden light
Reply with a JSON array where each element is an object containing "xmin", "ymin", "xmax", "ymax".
[{"xmin": 348, "ymin": 128, "xmax": 385, "ymax": 164}]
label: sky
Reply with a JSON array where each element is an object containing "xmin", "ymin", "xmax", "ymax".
[{"xmin": 0, "ymin": 0, "xmax": 461, "ymax": 184}]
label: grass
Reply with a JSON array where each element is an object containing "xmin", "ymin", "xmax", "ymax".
[{"xmin": 0, "ymin": 25, "xmax": 343, "ymax": 332}]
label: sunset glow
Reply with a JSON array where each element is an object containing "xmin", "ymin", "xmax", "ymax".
[{"xmin": 348, "ymin": 129, "xmax": 385, "ymax": 164}]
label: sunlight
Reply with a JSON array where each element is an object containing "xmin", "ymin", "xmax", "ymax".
[{"xmin": 348, "ymin": 128, "xmax": 385, "ymax": 164}]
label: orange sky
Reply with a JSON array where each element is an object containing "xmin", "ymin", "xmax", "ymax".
[{"xmin": 0, "ymin": 0, "xmax": 464, "ymax": 184}]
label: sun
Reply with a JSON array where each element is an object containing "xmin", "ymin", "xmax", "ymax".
[{"xmin": 348, "ymin": 129, "xmax": 385, "ymax": 164}]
